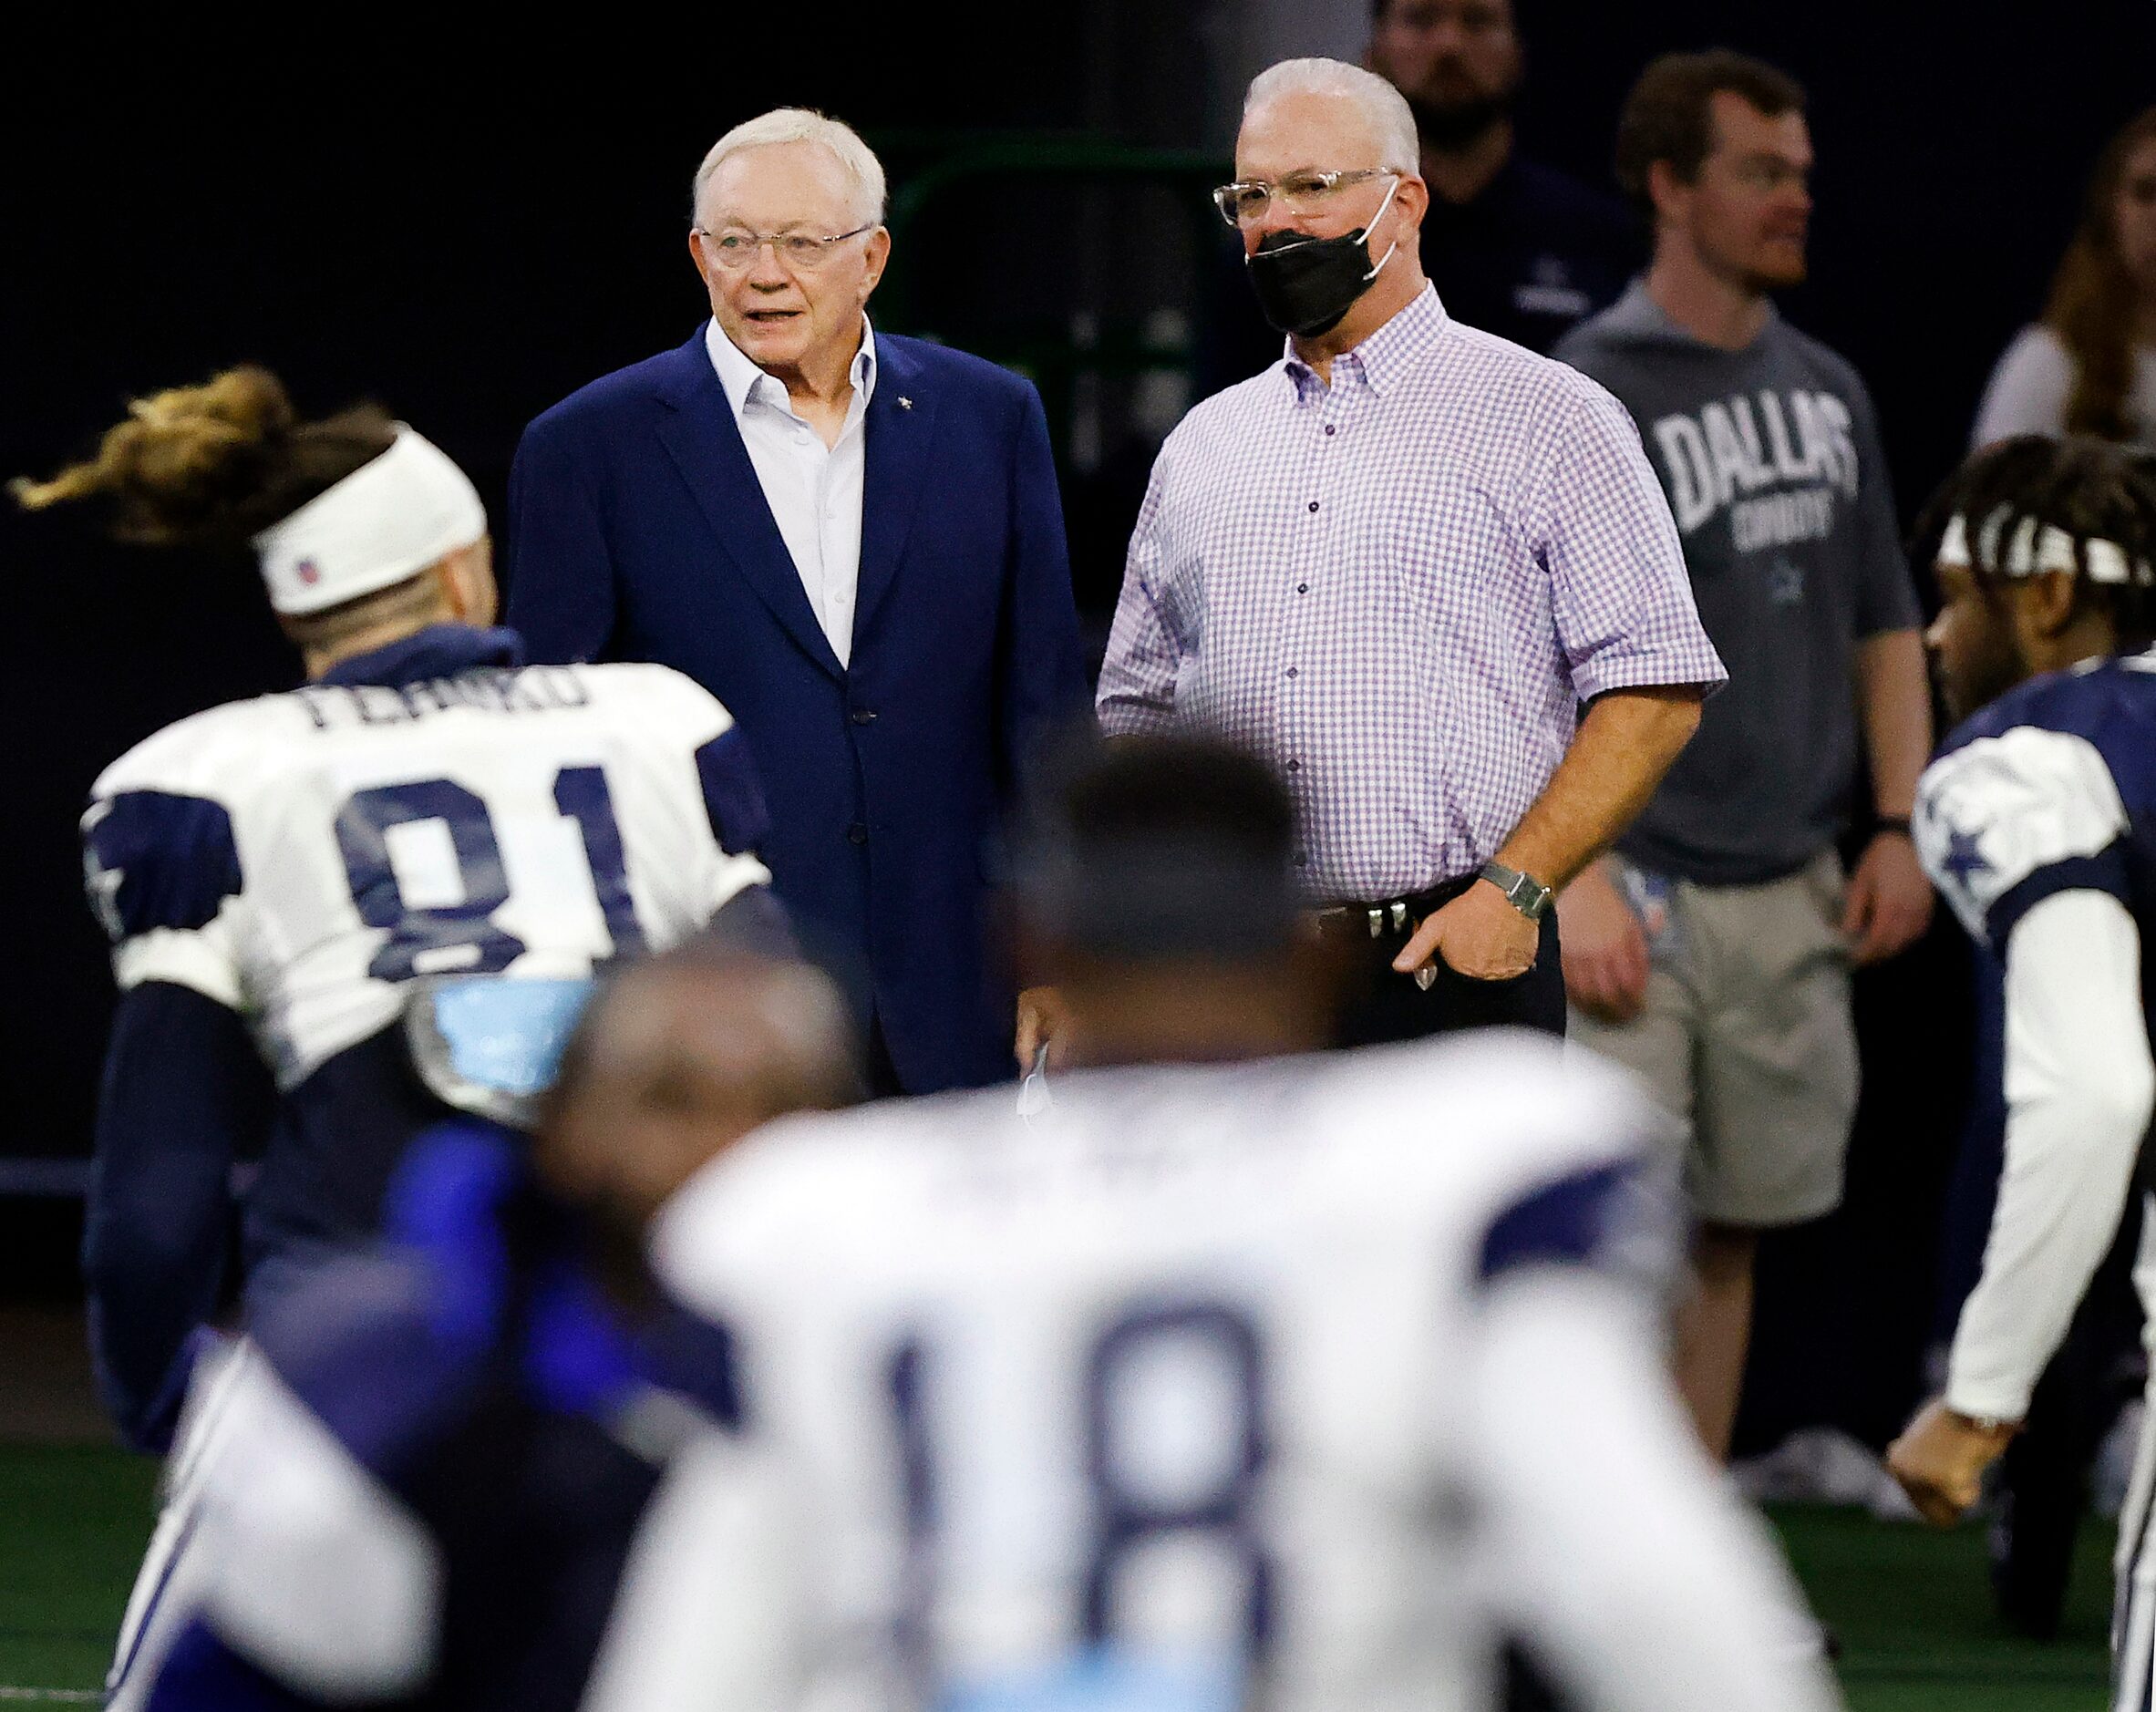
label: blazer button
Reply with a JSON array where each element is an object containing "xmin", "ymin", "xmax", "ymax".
[
  {"xmin": 847, "ymin": 822, "xmax": 870, "ymax": 846},
  {"xmin": 851, "ymin": 708, "xmax": 877, "ymax": 725}
]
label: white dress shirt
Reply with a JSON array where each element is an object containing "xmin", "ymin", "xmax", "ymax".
[{"xmin": 705, "ymin": 317, "xmax": 877, "ymax": 666}]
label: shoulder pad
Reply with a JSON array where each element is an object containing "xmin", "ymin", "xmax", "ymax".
[
  {"xmin": 82, "ymin": 789, "xmax": 242, "ymax": 940},
  {"xmin": 1478, "ymin": 1155, "xmax": 1678, "ymax": 1293},
  {"xmin": 1916, "ymin": 722, "xmax": 2128, "ymax": 947}
]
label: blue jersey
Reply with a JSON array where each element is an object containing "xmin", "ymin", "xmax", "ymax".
[
  {"xmin": 1914, "ymin": 647, "xmax": 2156, "ymax": 1000},
  {"xmin": 142, "ymin": 1123, "xmax": 744, "ymax": 1712}
]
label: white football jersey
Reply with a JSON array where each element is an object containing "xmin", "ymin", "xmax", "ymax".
[
  {"xmin": 646, "ymin": 1034, "xmax": 1836, "ymax": 1712},
  {"xmin": 83, "ymin": 644, "xmax": 770, "ymax": 1088}
]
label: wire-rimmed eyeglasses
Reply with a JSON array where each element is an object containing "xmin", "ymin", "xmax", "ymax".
[{"xmin": 695, "ymin": 224, "xmax": 876, "ymax": 272}]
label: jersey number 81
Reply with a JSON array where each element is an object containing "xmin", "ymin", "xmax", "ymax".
[{"xmin": 335, "ymin": 767, "xmax": 645, "ymax": 981}]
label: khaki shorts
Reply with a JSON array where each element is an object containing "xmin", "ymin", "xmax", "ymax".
[{"xmin": 1570, "ymin": 849, "xmax": 1857, "ymax": 1228}]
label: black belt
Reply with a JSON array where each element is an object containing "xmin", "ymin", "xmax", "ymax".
[{"xmin": 1309, "ymin": 874, "xmax": 1478, "ymax": 943}]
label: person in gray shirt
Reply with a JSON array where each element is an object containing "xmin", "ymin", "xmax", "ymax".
[{"xmin": 1554, "ymin": 50, "xmax": 1934, "ymax": 1459}]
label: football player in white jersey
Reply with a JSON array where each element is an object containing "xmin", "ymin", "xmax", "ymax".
[
  {"xmin": 15, "ymin": 367, "xmax": 782, "ymax": 1699},
  {"xmin": 630, "ymin": 737, "xmax": 1841, "ymax": 1712},
  {"xmin": 1883, "ymin": 438, "xmax": 2156, "ymax": 1708}
]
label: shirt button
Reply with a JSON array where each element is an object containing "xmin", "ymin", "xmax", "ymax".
[
  {"xmin": 851, "ymin": 708, "xmax": 877, "ymax": 725},
  {"xmin": 1286, "ymin": 759, "xmax": 1301, "ymax": 772},
  {"xmin": 847, "ymin": 822, "xmax": 869, "ymax": 846},
  {"xmin": 1296, "ymin": 583, "xmax": 1309, "ymax": 593},
  {"xmin": 1285, "ymin": 665, "xmax": 1298, "ymax": 679},
  {"xmin": 1324, "ymin": 425, "xmax": 1336, "ymax": 437},
  {"xmin": 1306, "ymin": 500, "xmax": 1319, "ymax": 513}
]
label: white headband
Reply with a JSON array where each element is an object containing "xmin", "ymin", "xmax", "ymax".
[
  {"xmin": 253, "ymin": 425, "xmax": 487, "ymax": 615},
  {"xmin": 1942, "ymin": 509, "xmax": 2154, "ymax": 587}
]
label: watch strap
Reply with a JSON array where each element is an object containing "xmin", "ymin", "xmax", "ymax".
[{"xmin": 1478, "ymin": 860, "xmax": 1553, "ymax": 922}]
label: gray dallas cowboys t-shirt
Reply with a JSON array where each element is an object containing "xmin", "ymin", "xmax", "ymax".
[{"xmin": 1555, "ymin": 283, "xmax": 1920, "ymax": 886}]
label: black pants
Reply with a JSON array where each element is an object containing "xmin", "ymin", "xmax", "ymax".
[
  {"xmin": 1326, "ymin": 877, "xmax": 1568, "ymax": 1712},
  {"xmin": 1990, "ymin": 1193, "xmax": 2146, "ymax": 1639},
  {"xmin": 1329, "ymin": 875, "xmax": 1566, "ymax": 1047}
]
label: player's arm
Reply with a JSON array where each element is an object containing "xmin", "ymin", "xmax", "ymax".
[
  {"xmin": 89, "ymin": 985, "xmax": 269, "ymax": 1452},
  {"xmin": 1889, "ymin": 731, "xmax": 2151, "ymax": 1521},
  {"xmin": 1464, "ymin": 1158, "xmax": 1841, "ymax": 1712},
  {"xmin": 81, "ymin": 785, "xmax": 269, "ymax": 1453},
  {"xmin": 1889, "ymin": 888, "xmax": 2151, "ymax": 1519}
]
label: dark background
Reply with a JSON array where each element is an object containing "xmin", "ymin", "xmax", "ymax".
[{"xmin": 4, "ymin": 3, "xmax": 2151, "ymax": 1449}]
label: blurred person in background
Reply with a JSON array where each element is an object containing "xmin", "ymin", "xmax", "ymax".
[
  {"xmin": 13, "ymin": 367, "xmax": 783, "ymax": 1706},
  {"xmin": 639, "ymin": 734, "xmax": 1842, "ymax": 1712},
  {"xmin": 1092, "ymin": 57, "xmax": 1721, "ymax": 1057},
  {"xmin": 1366, "ymin": 0, "xmax": 1638, "ymax": 353},
  {"xmin": 1883, "ymin": 437, "xmax": 2156, "ymax": 1712},
  {"xmin": 135, "ymin": 949, "xmax": 860, "ymax": 1712},
  {"xmin": 1973, "ymin": 108, "xmax": 2156, "ymax": 452},
  {"xmin": 1553, "ymin": 51, "xmax": 1934, "ymax": 1461},
  {"xmin": 506, "ymin": 108, "xmax": 1088, "ymax": 1098}
]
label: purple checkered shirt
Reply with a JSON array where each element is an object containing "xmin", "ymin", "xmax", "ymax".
[{"xmin": 1098, "ymin": 285, "xmax": 1726, "ymax": 902}]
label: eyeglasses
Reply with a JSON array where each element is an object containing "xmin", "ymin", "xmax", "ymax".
[
  {"xmin": 1211, "ymin": 169, "xmax": 1398, "ymax": 229},
  {"xmin": 695, "ymin": 224, "xmax": 875, "ymax": 272}
]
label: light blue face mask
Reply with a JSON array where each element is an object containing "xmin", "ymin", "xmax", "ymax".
[{"xmin": 406, "ymin": 975, "xmax": 597, "ymax": 1130}]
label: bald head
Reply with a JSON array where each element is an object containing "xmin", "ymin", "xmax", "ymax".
[{"xmin": 534, "ymin": 949, "xmax": 858, "ymax": 1239}]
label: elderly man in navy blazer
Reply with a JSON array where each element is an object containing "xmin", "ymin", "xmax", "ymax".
[{"xmin": 506, "ymin": 108, "xmax": 1088, "ymax": 1095}]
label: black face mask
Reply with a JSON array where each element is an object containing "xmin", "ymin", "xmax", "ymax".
[{"xmin": 1244, "ymin": 176, "xmax": 1402, "ymax": 338}]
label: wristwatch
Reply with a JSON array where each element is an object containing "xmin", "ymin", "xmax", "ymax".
[{"xmin": 1478, "ymin": 861, "xmax": 1554, "ymax": 923}]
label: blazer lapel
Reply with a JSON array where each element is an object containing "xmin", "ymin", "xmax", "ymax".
[
  {"xmin": 652, "ymin": 332, "xmax": 845, "ymax": 681},
  {"xmin": 853, "ymin": 337, "xmax": 939, "ymax": 648}
]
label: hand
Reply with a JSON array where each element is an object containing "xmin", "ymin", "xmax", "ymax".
[
  {"xmin": 1559, "ymin": 860, "xmax": 1651, "ymax": 1024},
  {"xmin": 1841, "ymin": 830, "xmax": 1934, "ymax": 966},
  {"xmin": 1885, "ymin": 1397, "xmax": 2017, "ymax": 1526},
  {"xmin": 1015, "ymin": 985, "xmax": 1071, "ymax": 1071},
  {"xmin": 1394, "ymin": 879, "xmax": 1539, "ymax": 984}
]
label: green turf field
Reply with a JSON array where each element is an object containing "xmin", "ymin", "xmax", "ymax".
[{"xmin": 0, "ymin": 1443, "xmax": 2117, "ymax": 1708}]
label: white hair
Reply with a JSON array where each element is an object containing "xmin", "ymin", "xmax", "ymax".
[
  {"xmin": 1243, "ymin": 58, "xmax": 1419, "ymax": 175},
  {"xmin": 692, "ymin": 108, "xmax": 888, "ymax": 228}
]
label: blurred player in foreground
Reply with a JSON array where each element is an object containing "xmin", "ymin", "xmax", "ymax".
[
  {"xmin": 1885, "ymin": 437, "xmax": 2156, "ymax": 1707},
  {"xmin": 15, "ymin": 368, "xmax": 783, "ymax": 1701},
  {"xmin": 643, "ymin": 737, "xmax": 1841, "ymax": 1711},
  {"xmin": 136, "ymin": 948, "xmax": 859, "ymax": 1711}
]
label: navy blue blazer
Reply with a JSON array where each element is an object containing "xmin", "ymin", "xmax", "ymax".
[{"xmin": 505, "ymin": 326, "xmax": 1088, "ymax": 1094}]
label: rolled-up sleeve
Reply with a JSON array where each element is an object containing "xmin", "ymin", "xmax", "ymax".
[
  {"xmin": 1095, "ymin": 455, "xmax": 1181, "ymax": 737},
  {"xmin": 1538, "ymin": 385, "xmax": 1727, "ymax": 703}
]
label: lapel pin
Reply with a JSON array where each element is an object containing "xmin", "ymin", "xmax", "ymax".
[{"xmin": 897, "ymin": 395, "xmax": 913, "ymax": 410}]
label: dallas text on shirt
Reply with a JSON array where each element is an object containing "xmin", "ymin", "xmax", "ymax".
[{"xmin": 1649, "ymin": 387, "xmax": 1861, "ymax": 551}]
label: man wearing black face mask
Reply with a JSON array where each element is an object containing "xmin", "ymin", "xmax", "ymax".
[
  {"xmin": 1367, "ymin": 0, "xmax": 1638, "ymax": 354},
  {"xmin": 1081, "ymin": 57, "xmax": 1722, "ymax": 1069}
]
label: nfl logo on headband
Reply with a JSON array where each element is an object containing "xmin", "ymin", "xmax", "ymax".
[{"xmin": 253, "ymin": 426, "xmax": 488, "ymax": 615}]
